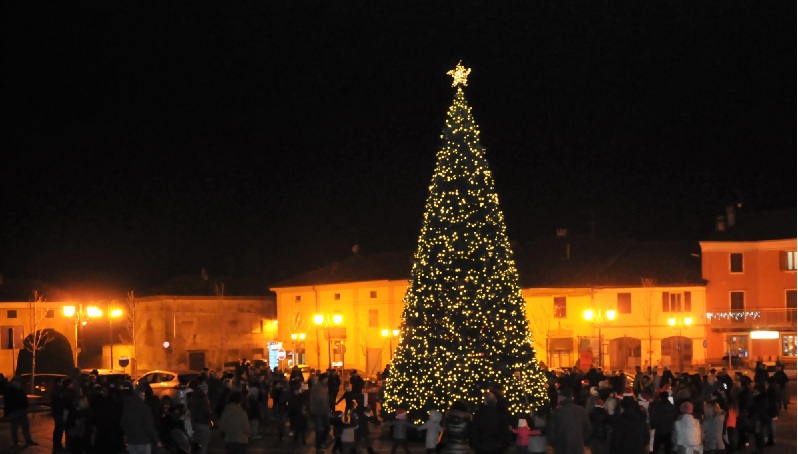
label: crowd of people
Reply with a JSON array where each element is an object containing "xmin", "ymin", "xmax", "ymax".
[{"xmin": 0, "ymin": 359, "xmax": 792, "ymax": 454}]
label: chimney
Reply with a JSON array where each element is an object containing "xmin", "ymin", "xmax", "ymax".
[
  {"xmin": 725, "ymin": 205, "xmax": 736, "ymax": 227},
  {"xmin": 715, "ymin": 215, "xmax": 726, "ymax": 232}
]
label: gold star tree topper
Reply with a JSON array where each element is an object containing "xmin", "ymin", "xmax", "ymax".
[{"xmin": 447, "ymin": 61, "xmax": 471, "ymax": 87}]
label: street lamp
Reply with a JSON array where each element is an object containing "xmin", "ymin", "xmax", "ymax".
[
  {"xmin": 62, "ymin": 305, "xmax": 102, "ymax": 367},
  {"xmin": 668, "ymin": 316, "xmax": 693, "ymax": 372},
  {"xmin": 290, "ymin": 332, "xmax": 306, "ymax": 367},
  {"xmin": 107, "ymin": 303, "xmax": 123, "ymax": 370},
  {"xmin": 314, "ymin": 313, "xmax": 343, "ymax": 370},
  {"xmin": 381, "ymin": 329, "xmax": 400, "ymax": 359},
  {"xmin": 583, "ymin": 308, "xmax": 616, "ymax": 369}
]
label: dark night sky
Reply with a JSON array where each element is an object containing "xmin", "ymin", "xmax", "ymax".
[{"xmin": 3, "ymin": 1, "xmax": 796, "ymax": 290}]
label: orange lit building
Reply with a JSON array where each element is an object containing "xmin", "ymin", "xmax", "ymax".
[{"xmin": 700, "ymin": 208, "xmax": 797, "ymax": 367}]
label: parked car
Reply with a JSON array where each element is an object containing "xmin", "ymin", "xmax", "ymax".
[
  {"xmin": 18, "ymin": 373, "xmax": 67, "ymax": 406},
  {"xmin": 80, "ymin": 369, "xmax": 130, "ymax": 388},
  {"xmin": 135, "ymin": 369, "xmax": 200, "ymax": 404}
]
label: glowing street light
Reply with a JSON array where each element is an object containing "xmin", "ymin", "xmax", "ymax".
[
  {"xmin": 583, "ymin": 308, "xmax": 616, "ymax": 368},
  {"xmin": 314, "ymin": 313, "xmax": 343, "ymax": 370},
  {"xmin": 290, "ymin": 332, "xmax": 307, "ymax": 367},
  {"xmin": 668, "ymin": 316, "xmax": 693, "ymax": 372},
  {"xmin": 62, "ymin": 305, "xmax": 102, "ymax": 366},
  {"xmin": 381, "ymin": 329, "xmax": 400, "ymax": 360}
]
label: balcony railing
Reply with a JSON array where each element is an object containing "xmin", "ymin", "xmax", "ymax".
[{"xmin": 706, "ymin": 308, "xmax": 797, "ymax": 329}]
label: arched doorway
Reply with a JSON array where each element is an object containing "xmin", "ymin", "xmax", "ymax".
[
  {"xmin": 609, "ymin": 337, "xmax": 641, "ymax": 370},
  {"xmin": 661, "ymin": 336, "xmax": 693, "ymax": 371}
]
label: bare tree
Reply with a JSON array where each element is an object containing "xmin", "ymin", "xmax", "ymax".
[
  {"xmin": 528, "ymin": 299, "xmax": 554, "ymax": 369},
  {"xmin": 120, "ymin": 290, "xmax": 145, "ymax": 375},
  {"xmin": 288, "ymin": 305, "xmax": 310, "ymax": 365},
  {"xmin": 25, "ymin": 290, "xmax": 54, "ymax": 394},
  {"xmin": 640, "ymin": 278, "xmax": 659, "ymax": 369}
]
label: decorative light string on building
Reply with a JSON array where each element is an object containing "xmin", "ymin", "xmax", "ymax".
[{"xmin": 706, "ymin": 311, "xmax": 761, "ymax": 321}]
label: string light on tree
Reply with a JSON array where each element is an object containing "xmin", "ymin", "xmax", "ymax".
[{"xmin": 382, "ymin": 62, "xmax": 548, "ymax": 424}]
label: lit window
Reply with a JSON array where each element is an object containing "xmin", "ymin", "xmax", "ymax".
[
  {"xmin": 46, "ymin": 310, "xmax": 55, "ymax": 318},
  {"xmin": 617, "ymin": 293, "xmax": 631, "ymax": 314},
  {"xmin": 783, "ymin": 335, "xmax": 796, "ymax": 357},
  {"xmin": 334, "ymin": 293, "xmax": 341, "ymax": 301},
  {"xmin": 782, "ymin": 251, "xmax": 797, "ymax": 271},
  {"xmin": 295, "ymin": 295, "xmax": 301, "ymax": 302},
  {"xmin": 730, "ymin": 253, "xmax": 743, "ymax": 273},
  {"xmin": 370, "ymin": 291, "xmax": 377, "ymax": 298},
  {"xmin": 7, "ymin": 310, "xmax": 17, "ymax": 319},
  {"xmin": 661, "ymin": 292, "xmax": 692, "ymax": 312},
  {"xmin": 553, "ymin": 297, "xmax": 567, "ymax": 318}
]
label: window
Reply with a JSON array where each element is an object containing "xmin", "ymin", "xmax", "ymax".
[
  {"xmin": 553, "ymin": 297, "xmax": 566, "ymax": 318},
  {"xmin": 7, "ymin": 310, "xmax": 17, "ymax": 318},
  {"xmin": 787, "ymin": 290, "xmax": 797, "ymax": 323},
  {"xmin": 334, "ymin": 293, "xmax": 341, "ymax": 301},
  {"xmin": 46, "ymin": 310, "xmax": 54, "ymax": 318},
  {"xmin": 783, "ymin": 335, "xmax": 796, "ymax": 357},
  {"xmin": 617, "ymin": 293, "xmax": 632, "ymax": 314},
  {"xmin": 661, "ymin": 292, "xmax": 692, "ymax": 312},
  {"xmin": 781, "ymin": 251, "xmax": 797, "ymax": 271},
  {"xmin": 730, "ymin": 291, "xmax": 745, "ymax": 323},
  {"xmin": 730, "ymin": 253, "xmax": 743, "ymax": 273},
  {"xmin": 370, "ymin": 291, "xmax": 377, "ymax": 298},
  {"xmin": 368, "ymin": 310, "xmax": 378, "ymax": 327},
  {"xmin": 294, "ymin": 295, "xmax": 301, "ymax": 302}
]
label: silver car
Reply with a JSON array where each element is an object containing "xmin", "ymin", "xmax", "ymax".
[{"xmin": 135, "ymin": 369, "xmax": 200, "ymax": 404}]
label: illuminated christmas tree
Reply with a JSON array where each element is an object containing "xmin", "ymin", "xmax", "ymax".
[{"xmin": 383, "ymin": 62, "xmax": 548, "ymax": 423}]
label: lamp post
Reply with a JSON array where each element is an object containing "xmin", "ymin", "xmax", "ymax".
[
  {"xmin": 381, "ymin": 329, "xmax": 400, "ymax": 360},
  {"xmin": 583, "ymin": 308, "xmax": 616, "ymax": 369},
  {"xmin": 314, "ymin": 313, "xmax": 343, "ymax": 370},
  {"xmin": 62, "ymin": 305, "xmax": 102, "ymax": 367},
  {"xmin": 668, "ymin": 316, "xmax": 693, "ymax": 372},
  {"xmin": 290, "ymin": 332, "xmax": 306, "ymax": 367},
  {"xmin": 108, "ymin": 304, "xmax": 123, "ymax": 370}
]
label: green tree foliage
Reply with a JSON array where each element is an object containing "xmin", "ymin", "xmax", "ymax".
[{"xmin": 382, "ymin": 70, "xmax": 547, "ymax": 423}]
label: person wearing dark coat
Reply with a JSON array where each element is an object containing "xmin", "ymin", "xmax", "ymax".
[
  {"xmin": 660, "ymin": 367, "xmax": 675, "ymax": 388},
  {"xmin": 4, "ymin": 377, "xmax": 37, "ymax": 447},
  {"xmin": 547, "ymin": 387, "xmax": 591, "ymax": 454},
  {"xmin": 588, "ymin": 399, "xmax": 611, "ymax": 454},
  {"xmin": 469, "ymin": 392, "xmax": 510, "ymax": 454},
  {"xmin": 609, "ymin": 397, "xmax": 649, "ymax": 453},
  {"xmin": 648, "ymin": 392, "xmax": 678, "ymax": 454}
]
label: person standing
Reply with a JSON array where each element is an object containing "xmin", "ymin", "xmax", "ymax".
[
  {"xmin": 648, "ymin": 391, "xmax": 678, "ymax": 454},
  {"xmin": 120, "ymin": 385, "xmax": 160, "ymax": 454},
  {"xmin": 51, "ymin": 376, "xmax": 66, "ymax": 451},
  {"xmin": 671, "ymin": 401, "xmax": 702, "ymax": 454},
  {"xmin": 588, "ymin": 399, "xmax": 610, "ymax": 454},
  {"xmin": 4, "ymin": 377, "xmax": 37, "ymax": 447},
  {"xmin": 310, "ymin": 374, "xmax": 332, "ymax": 454},
  {"xmin": 701, "ymin": 401, "xmax": 725, "ymax": 454},
  {"xmin": 609, "ymin": 398, "xmax": 649, "ymax": 454},
  {"xmin": 508, "ymin": 418, "xmax": 531, "ymax": 454},
  {"xmin": 420, "ymin": 408, "xmax": 443, "ymax": 454},
  {"xmin": 219, "ymin": 391, "xmax": 251, "ymax": 454},
  {"xmin": 190, "ymin": 380, "xmax": 213, "ymax": 454},
  {"xmin": 328, "ymin": 369, "xmax": 342, "ymax": 412},
  {"xmin": 470, "ymin": 392, "xmax": 511, "ymax": 454},
  {"xmin": 546, "ymin": 387, "xmax": 591, "ymax": 454}
]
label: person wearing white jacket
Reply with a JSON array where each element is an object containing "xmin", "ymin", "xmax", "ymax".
[
  {"xmin": 672, "ymin": 401, "xmax": 703, "ymax": 454},
  {"xmin": 421, "ymin": 409, "xmax": 444, "ymax": 454}
]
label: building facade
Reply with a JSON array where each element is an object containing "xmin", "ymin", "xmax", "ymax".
[{"xmin": 700, "ymin": 208, "xmax": 797, "ymax": 367}]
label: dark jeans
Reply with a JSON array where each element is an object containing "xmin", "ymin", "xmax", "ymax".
[
  {"xmin": 725, "ymin": 427, "xmax": 738, "ymax": 454},
  {"xmin": 225, "ymin": 442, "xmax": 248, "ymax": 454},
  {"xmin": 53, "ymin": 411, "xmax": 65, "ymax": 448},
  {"xmin": 9, "ymin": 410, "xmax": 33, "ymax": 443},
  {"xmin": 313, "ymin": 414, "xmax": 330, "ymax": 449},
  {"xmin": 652, "ymin": 431, "xmax": 672, "ymax": 454}
]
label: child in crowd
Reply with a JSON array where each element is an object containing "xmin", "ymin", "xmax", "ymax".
[
  {"xmin": 509, "ymin": 418, "xmax": 531, "ymax": 454},
  {"xmin": 336, "ymin": 385, "xmax": 358, "ymax": 422}
]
